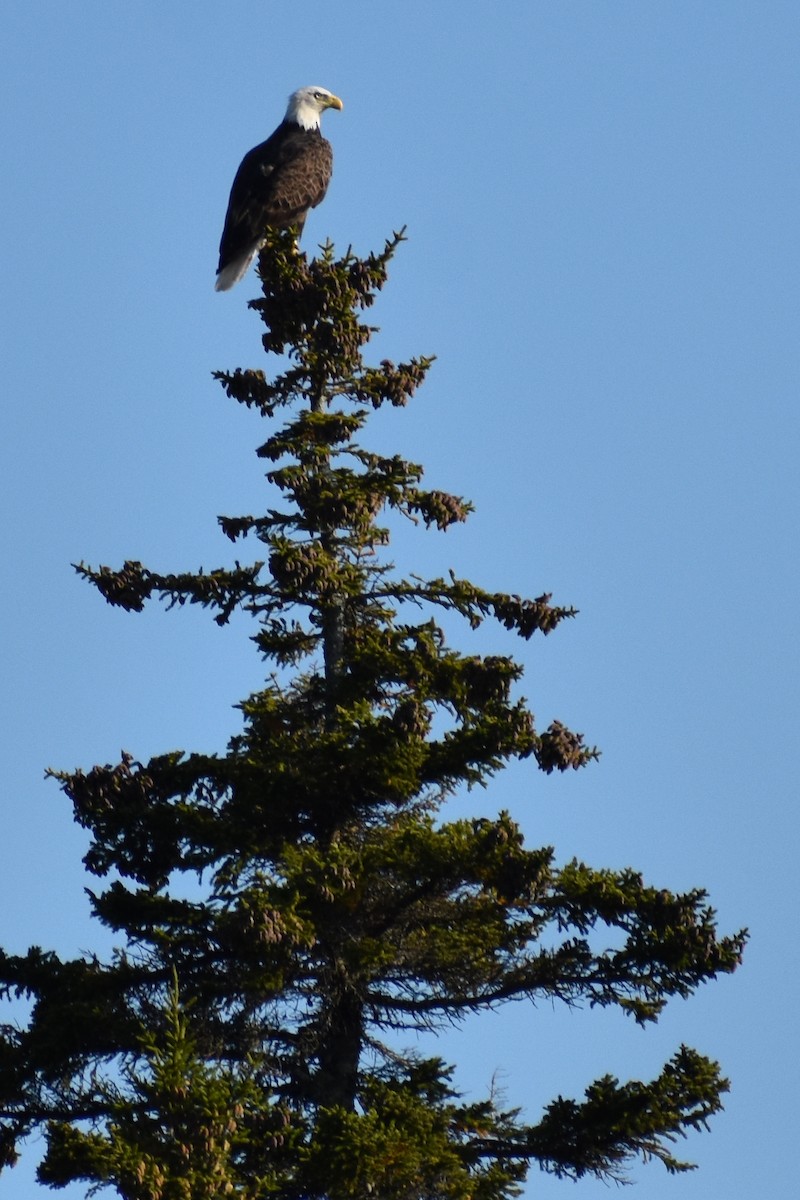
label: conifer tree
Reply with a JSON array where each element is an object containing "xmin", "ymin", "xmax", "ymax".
[{"xmin": 0, "ymin": 231, "xmax": 745, "ymax": 1198}]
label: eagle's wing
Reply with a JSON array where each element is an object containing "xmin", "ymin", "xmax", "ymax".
[{"xmin": 255, "ymin": 130, "xmax": 333, "ymax": 230}]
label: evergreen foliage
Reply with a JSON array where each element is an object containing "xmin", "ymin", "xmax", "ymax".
[{"xmin": 0, "ymin": 231, "xmax": 746, "ymax": 1197}]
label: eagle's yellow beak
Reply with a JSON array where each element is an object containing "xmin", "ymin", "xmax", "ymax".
[{"xmin": 326, "ymin": 94, "xmax": 344, "ymax": 111}]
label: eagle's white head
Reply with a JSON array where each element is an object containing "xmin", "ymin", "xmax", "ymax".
[{"xmin": 285, "ymin": 85, "xmax": 344, "ymax": 131}]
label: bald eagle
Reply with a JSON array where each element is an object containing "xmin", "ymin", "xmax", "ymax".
[{"xmin": 214, "ymin": 85, "xmax": 343, "ymax": 292}]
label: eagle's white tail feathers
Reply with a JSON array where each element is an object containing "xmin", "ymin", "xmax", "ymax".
[{"xmin": 214, "ymin": 248, "xmax": 258, "ymax": 292}]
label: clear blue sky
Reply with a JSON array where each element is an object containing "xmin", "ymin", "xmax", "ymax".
[{"xmin": 2, "ymin": 2, "xmax": 798, "ymax": 1195}]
